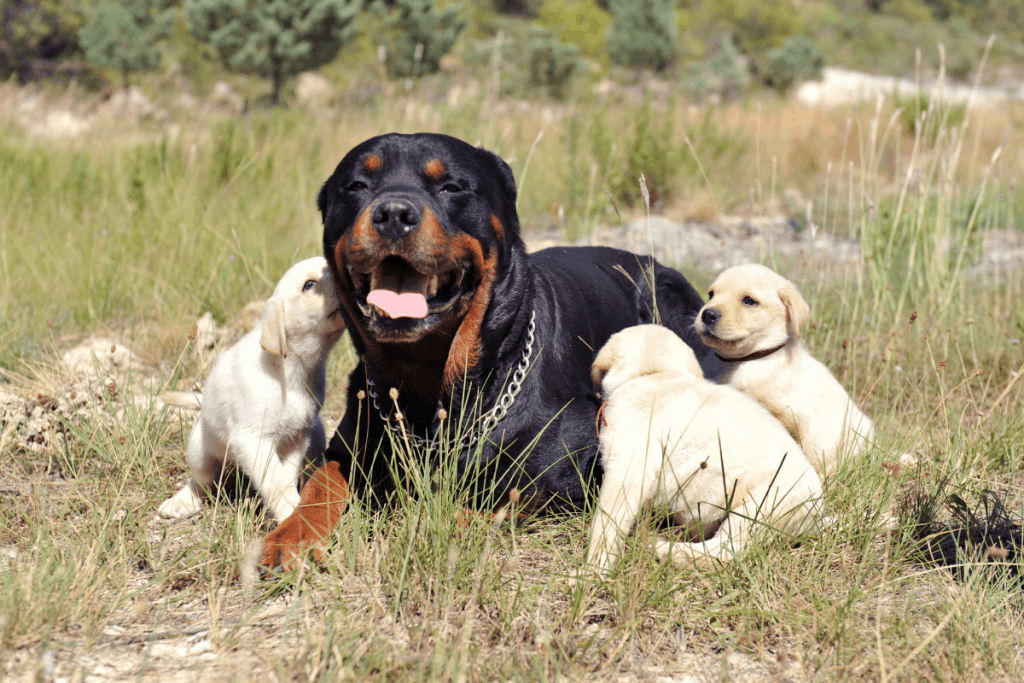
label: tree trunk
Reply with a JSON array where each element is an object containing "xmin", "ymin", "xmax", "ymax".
[{"xmin": 272, "ymin": 60, "xmax": 282, "ymax": 106}]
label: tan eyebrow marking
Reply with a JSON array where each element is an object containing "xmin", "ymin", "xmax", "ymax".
[{"xmin": 424, "ymin": 158, "xmax": 446, "ymax": 179}]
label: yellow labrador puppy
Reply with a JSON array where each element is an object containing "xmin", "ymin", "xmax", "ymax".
[
  {"xmin": 585, "ymin": 325, "xmax": 823, "ymax": 573},
  {"xmin": 694, "ymin": 264, "xmax": 873, "ymax": 478},
  {"xmin": 158, "ymin": 256, "xmax": 345, "ymax": 522}
]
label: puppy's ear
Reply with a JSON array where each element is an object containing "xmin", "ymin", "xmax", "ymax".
[
  {"xmin": 590, "ymin": 362, "xmax": 608, "ymax": 398},
  {"xmin": 591, "ymin": 345, "xmax": 616, "ymax": 396},
  {"xmin": 260, "ymin": 299, "xmax": 288, "ymax": 357},
  {"xmin": 778, "ymin": 281, "xmax": 810, "ymax": 338}
]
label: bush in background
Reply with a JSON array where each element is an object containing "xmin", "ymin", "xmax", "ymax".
[
  {"xmin": 378, "ymin": 0, "xmax": 466, "ymax": 78},
  {"xmin": 684, "ymin": 35, "xmax": 750, "ymax": 101},
  {"xmin": 765, "ymin": 35, "xmax": 824, "ymax": 95},
  {"xmin": 536, "ymin": 0, "xmax": 611, "ymax": 62},
  {"xmin": 605, "ymin": 0, "xmax": 676, "ymax": 71},
  {"xmin": 78, "ymin": 0, "xmax": 176, "ymax": 89},
  {"xmin": 527, "ymin": 27, "xmax": 580, "ymax": 99},
  {"xmin": 0, "ymin": 0, "xmax": 86, "ymax": 82},
  {"xmin": 184, "ymin": 0, "xmax": 362, "ymax": 105}
]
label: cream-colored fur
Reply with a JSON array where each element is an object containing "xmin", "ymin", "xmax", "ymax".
[
  {"xmin": 694, "ymin": 263, "xmax": 873, "ymax": 479},
  {"xmin": 158, "ymin": 256, "xmax": 345, "ymax": 522},
  {"xmin": 584, "ymin": 325, "xmax": 823, "ymax": 573}
]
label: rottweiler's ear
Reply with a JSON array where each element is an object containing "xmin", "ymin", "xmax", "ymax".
[
  {"xmin": 261, "ymin": 299, "xmax": 288, "ymax": 358},
  {"xmin": 481, "ymin": 149, "xmax": 517, "ymax": 203},
  {"xmin": 778, "ymin": 281, "xmax": 810, "ymax": 338},
  {"xmin": 317, "ymin": 181, "xmax": 330, "ymax": 223}
]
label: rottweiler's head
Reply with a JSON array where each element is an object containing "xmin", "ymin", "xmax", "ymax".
[{"xmin": 318, "ymin": 133, "xmax": 522, "ymax": 390}]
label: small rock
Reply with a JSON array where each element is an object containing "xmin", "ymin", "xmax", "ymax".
[
  {"xmin": 211, "ymin": 81, "xmax": 245, "ymax": 114},
  {"xmin": 295, "ymin": 72, "xmax": 333, "ymax": 107}
]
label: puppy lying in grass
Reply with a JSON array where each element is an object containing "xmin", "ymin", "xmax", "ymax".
[
  {"xmin": 158, "ymin": 256, "xmax": 345, "ymax": 522},
  {"xmin": 585, "ymin": 325, "xmax": 823, "ymax": 572},
  {"xmin": 695, "ymin": 264, "xmax": 874, "ymax": 479}
]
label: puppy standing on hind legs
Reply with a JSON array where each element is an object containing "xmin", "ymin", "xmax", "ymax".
[
  {"xmin": 584, "ymin": 325, "xmax": 823, "ymax": 574},
  {"xmin": 158, "ymin": 256, "xmax": 346, "ymax": 522},
  {"xmin": 695, "ymin": 264, "xmax": 874, "ymax": 479}
]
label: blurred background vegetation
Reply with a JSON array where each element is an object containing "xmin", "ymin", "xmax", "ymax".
[
  {"xmin": 2, "ymin": 0, "xmax": 1022, "ymax": 101},
  {"xmin": 1, "ymin": 0, "xmax": 1022, "ymax": 366}
]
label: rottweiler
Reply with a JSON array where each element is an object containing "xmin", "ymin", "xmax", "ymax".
[{"xmin": 261, "ymin": 132, "xmax": 717, "ymax": 568}]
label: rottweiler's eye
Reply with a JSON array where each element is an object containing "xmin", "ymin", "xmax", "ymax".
[
  {"xmin": 742, "ymin": 296, "xmax": 758, "ymax": 306},
  {"xmin": 440, "ymin": 184, "xmax": 462, "ymax": 194},
  {"xmin": 345, "ymin": 181, "xmax": 368, "ymax": 192},
  {"xmin": 302, "ymin": 279, "xmax": 316, "ymax": 292}
]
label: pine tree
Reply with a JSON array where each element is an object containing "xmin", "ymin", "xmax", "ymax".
[
  {"xmin": 184, "ymin": 0, "xmax": 362, "ymax": 105},
  {"xmin": 79, "ymin": 0, "xmax": 176, "ymax": 89},
  {"xmin": 605, "ymin": 0, "xmax": 676, "ymax": 71},
  {"xmin": 380, "ymin": 0, "xmax": 465, "ymax": 78}
]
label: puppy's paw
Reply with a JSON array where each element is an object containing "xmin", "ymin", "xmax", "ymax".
[
  {"xmin": 266, "ymin": 488, "xmax": 302, "ymax": 523},
  {"xmin": 157, "ymin": 485, "xmax": 202, "ymax": 519},
  {"xmin": 567, "ymin": 563, "xmax": 605, "ymax": 588}
]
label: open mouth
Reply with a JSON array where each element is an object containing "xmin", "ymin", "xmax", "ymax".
[{"xmin": 348, "ymin": 256, "xmax": 470, "ymax": 325}]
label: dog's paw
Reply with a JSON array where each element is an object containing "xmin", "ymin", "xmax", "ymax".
[
  {"xmin": 157, "ymin": 486, "xmax": 202, "ymax": 519},
  {"xmin": 259, "ymin": 461, "xmax": 349, "ymax": 573}
]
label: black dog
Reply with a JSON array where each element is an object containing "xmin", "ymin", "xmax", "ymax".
[{"xmin": 261, "ymin": 133, "xmax": 715, "ymax": 567}]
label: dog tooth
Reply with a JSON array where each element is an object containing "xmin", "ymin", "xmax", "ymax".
[
  {"xmin": 369, "ymin": 269, "xmax": 380, "ymax": 291},
  {"xmin": 427, "ymin": 275, "xmax": 438, "ymax": 297}
]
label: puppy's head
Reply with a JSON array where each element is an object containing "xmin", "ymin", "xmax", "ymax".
[
  {"xmin": 260, "ymin": 256, "xmax": 346, "ymax": 359},
  {"xmin": 591, "ymin": 325, "xmax": 701, "ymax": 397},
  {"xmin": 694, "ymin": 264, "xmax": 809, "ymax": 360}
]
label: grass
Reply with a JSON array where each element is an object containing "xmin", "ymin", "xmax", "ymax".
[{"xmin": 2, "ymin": 55, "xmax": 1024, "ymax": 681}]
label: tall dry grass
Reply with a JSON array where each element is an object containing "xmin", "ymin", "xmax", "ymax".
[{"xmin": 1, "ymin": 49, "xmax": 1024, "ymax": 681}]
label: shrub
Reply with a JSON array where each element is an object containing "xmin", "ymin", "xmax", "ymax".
[
  {"xmin": 0, "ymin": 0, "xmax": 86, "ymax": 82},
  {"xmin": 78, "ymin": 0, "xmax": 176, "ymax": 89},
  {"xmin": 600, "ymin": 97, "xmax": 678, "ymax": 208},
  {"xmin": 184, "ymin": 0, "xmax": 362, "ymax": 105},
  {"xmin": 527, "ymin": 27, "xmax": 581, "ymax": 99},
  {"xmin": 378, "ymin": 0, "xmax": 466, "ymax": 78},
  {"xmin": 537, "ymin": 0, "xmax": 612, "ymax": 62},
  {"xmin": 684, "ymin": 35, "xmax": 750, "ymax": 101},
  {"xmin": 765, "ymin": 35, "xmax": 824, "ymax": 95},
  {"xmin": 605, "ymin": 0, "xmax": 676, "ymax": 71},
  {"xmin": 693, "ymin": 0, "xmax": 801, "ymax": 59}
]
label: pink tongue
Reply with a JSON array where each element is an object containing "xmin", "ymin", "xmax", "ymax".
[{"xmin": 367, "ymin": 289, "xmax": 429, "ymax": 319}]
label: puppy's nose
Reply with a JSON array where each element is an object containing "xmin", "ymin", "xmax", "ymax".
[
  {"xmin": 371, "ymin": 197, "xmax": 421, "ymax": 242},
  {"xmin": 701, "ymin": 308, "xmax": 721, "ymax": 327}
]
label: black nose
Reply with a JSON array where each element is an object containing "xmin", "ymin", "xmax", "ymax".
[
  {"xmin": 371, "ymin": 197, "xmax": 421, "ymax": 241},
  {"xmin": 701, "ymin": 308, "xmax": 721, "ymax": 326}
]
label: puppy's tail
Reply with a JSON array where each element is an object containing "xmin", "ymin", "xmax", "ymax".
[{"xmin": 160, "ymin": 391, "xmax": 203, "ymax": 411}]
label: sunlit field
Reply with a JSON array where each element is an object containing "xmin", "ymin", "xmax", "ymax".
[{"xmin": 2, "ymin": 54, "xmax": 1024, "ymax": 681}]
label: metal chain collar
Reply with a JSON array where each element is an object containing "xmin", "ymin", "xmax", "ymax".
[{"xmin": 365, "ymin": 310, "xmax": 536, "ymax": 455}]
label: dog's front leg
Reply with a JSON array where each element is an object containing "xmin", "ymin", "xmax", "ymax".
[{"xmin": 260, "ymin": 461, "xmax": 349, "ymax": 571}]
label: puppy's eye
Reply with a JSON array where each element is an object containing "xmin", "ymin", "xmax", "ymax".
[
  {"xmin": 708, "ymin": 290, "xmax": 714, "ymax": 299},
  {"xmin": 345, "ymin": 181, "xmax": 368, "ymax": 192},
  {"xmin": 742, "ymin": 296, "xmax": 758, "ymax": 306},
  {"xmin": 439, "ymin": 184, "xmax": 462, "ymax": 194},
  {"xmin": 302, "ymin": 280, "xmax": 316, "ymax": 292}
]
